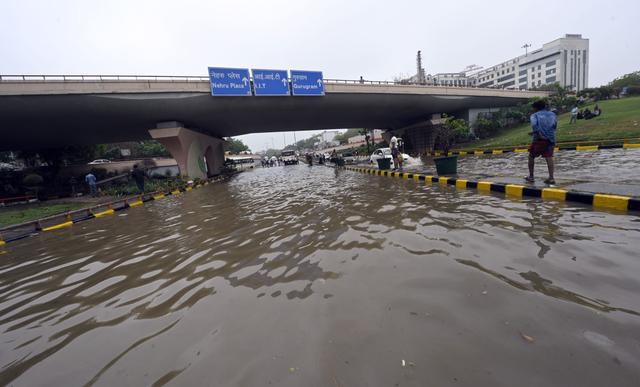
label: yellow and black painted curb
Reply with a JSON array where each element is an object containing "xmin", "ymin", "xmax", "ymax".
[
  {"xmin": 345, "ymin": 167, "xmax": 640, "ymax": 213},
  {"xmin": 427, "ymin": 143, "xmax": 640, "ymax": 157},
  {"xmin": 0, "ymin": 177, "xmax": 227, "ymax": 246}
]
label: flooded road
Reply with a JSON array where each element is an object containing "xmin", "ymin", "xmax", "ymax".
[
  {"xmin": 393, "ymin": 148, "xmax": 640, "ymax": 185},
  {"xmin": 1, "ymin": 165, "xmax": 640, "ymax": 386}
]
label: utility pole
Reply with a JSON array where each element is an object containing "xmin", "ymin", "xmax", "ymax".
[
  {"xmin": 522, "ymin": 43, "xmax": 531, "ymax": 56},
  {"xmin": 293, "ymin": 132, "xmax": 297, "ymax": 150}
]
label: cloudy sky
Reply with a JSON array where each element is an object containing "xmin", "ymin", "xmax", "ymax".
[{"xmin": 2, "ymin": 0, "xmax": 638, "ymax": 151}]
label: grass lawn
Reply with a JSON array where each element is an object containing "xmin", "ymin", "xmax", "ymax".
[
  {"xmin": 462, "ymin": 96, "xmax": 640, "ymax": 150},
  {"xmin": 0, "ymin": 202, "xmax": 87, "ymax": 228}
]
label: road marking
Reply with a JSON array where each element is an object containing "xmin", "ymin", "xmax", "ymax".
[
  {"xmin": 593, "ymin": 194, "xmax": 629, "ymax": 211},
  {"xmin": 93, "ymin": 209, "xmax": 115, "ymax": 217},
  {"xmin": 505, "ymin": 184, "xmax": 524, "ymax": 197},
  {"xmin": 541, "ymin": 188, "xmax": 567, "ymax": 201},
  {"xmin": 42, "ymin": 221, "xmax": 73, "ymax": 232},
  {"xmin": 477, "ymin": 181, "xmax": 492, "ymax": 191},
  {"xmin": 455, "ymin": 179, "xmax": 468, "ymax": 189}
]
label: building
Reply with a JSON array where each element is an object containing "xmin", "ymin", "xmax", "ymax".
[
  {"xmin": 473, "ymin": 34, "xmax": 589, "ymax": 91},
  {"xmin": 403, "ymin": 34, "xmax": 589, "ymax": 92},
  {"xmin": 320, "ymin": 130, "xmax": 339, "ymax": 143},
  {"xmin": 434, "ymin": 72, "xmax": 476, "ymax": 87}
]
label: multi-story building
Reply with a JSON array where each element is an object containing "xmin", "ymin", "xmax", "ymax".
[
  {"xmin": 433, "ymin": 72, "xmax": 476, "ymax": 87},
  {"xmin": 473, "ymin": 34, "xmax": 589, "ymax": 91}
]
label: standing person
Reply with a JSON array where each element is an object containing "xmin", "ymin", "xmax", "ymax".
[
  {"xmin": 85, "ymin": 172, "xmax": 97, "ymax": 197},
  {"xmin": 526, "ymin": 100, "xmax": 557, "ymax": 184},
  {"xmin": 359, "ymin": 76, "xmax": 364, "ymax": 84},
  {"xmin": 131, "ymin": 164, "xmax": 145, "ymax": 193},
  {"xmin": 570, "ymin": 106, "xmax": 578, "ymax": 124},
  {"xmin": 390, "ymin": 135, "xmax": 402, "ymax": 171}
]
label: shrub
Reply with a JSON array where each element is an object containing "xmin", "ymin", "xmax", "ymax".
[{"xmin": 22, "ymin": 173, "xmax": 44, "ymax": 187}]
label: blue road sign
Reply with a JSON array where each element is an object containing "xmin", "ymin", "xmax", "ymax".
[
  {"xmin": 290, "ymin": 70, "xmax": 325, "ymax": 96},
  {"xmin": 252, "ymin": 69, "xmax": 290, "ymax": 96},
  {"xmin": 208, "ymin": 67, "xmax": 252, "ymax": 96}
]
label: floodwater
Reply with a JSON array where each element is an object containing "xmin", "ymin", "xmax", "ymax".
[{"xmin": 1, "ymin": 165, "xmax": 640, "ymax": 386}]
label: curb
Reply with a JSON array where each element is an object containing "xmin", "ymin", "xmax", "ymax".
[
  {"xmin": 428, "ymin": 143, "xmax": 640, "ymax": 157},
  {"xmin": 345, "ymin": 167, "xmax": 640, "ymax": 213},
  {"xmin": 0, "ymin": 176, "xmax": 229, "ymax": 247}
]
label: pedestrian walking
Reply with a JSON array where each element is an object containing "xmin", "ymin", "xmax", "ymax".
[
  {"xmin": 131, "ymin": 164, "xmax": 146, "ymax": 193},
  {"xmin": 85, "ymin": 172, "xmax": 97, "ymax": 197},
  {"xmin": 525, "ymin": 99, "xmax": 557, "ymax": 185},
  {"xmin": 570, "ymin": 106, "xmax": 578, "ymax": 124}
]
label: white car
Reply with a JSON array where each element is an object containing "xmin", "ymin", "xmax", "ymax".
[
  {"xmin": 87, "ymin": 159, "xmax": 111, "ymax": 165},
  {"xmin": 370, "ymin": 148, "xmax": 409, "ymax": 165},
  {"xmin": 281, "ymin": 150, "xmax": 299, "ymax": 165}
]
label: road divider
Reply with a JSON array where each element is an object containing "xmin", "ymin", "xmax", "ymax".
[
  {"xmin": 0, "ymin": 175, "xmax": 233, "ymax": 247},
  {"xmin": 427, "ymin": 142, "xmax": 640, "ymax": 157},
  {"xmin": 346, "ymin": 167, "xmax": 640, "ymax": 213}
]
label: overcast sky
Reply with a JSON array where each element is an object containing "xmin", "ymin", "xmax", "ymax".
[{"xmin": 2, "ymin": 0, "xmax": 638, "ymax": 151}]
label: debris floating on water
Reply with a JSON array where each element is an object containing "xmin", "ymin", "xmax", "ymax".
[{"xmin": 520, "ymin": 332, "xmax": 535, "ymax": 343}]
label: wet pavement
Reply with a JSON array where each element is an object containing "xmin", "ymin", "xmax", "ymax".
[{"xmin": 1, "ymin": 165, "xmax": 640, "ymax": 386}]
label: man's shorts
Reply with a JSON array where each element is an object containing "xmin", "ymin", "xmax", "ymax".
[{"xmin": 529, "ymin": 140, "xmax": 554, "ymax": 158}]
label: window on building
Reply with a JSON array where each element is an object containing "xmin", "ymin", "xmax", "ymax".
[
  {"xmin": 546, "ymin": 60, "xmax": 556, "ymax": 67},
  {"xmin": 519, "ymin": 69, "xmax": 527, "ymax": 76},
  {"xmin": 538, "ymin": 65, "xmax": 541, "ymax": 70},
  {"xmin": 538, "ymin": 73, "xmax": 541, "ymax": 78},
  {"xmin": 545, "ymin": 76, "xmax": 556, "ymax": 83}
]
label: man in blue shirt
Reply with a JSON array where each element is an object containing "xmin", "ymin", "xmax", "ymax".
[
  {"xmin": 526, "ymin": 99, "xmax": 557, "ymax": 184},
  {"xmin": 85, "ymin": 172, "xmax": 97, "ymax": 197}
]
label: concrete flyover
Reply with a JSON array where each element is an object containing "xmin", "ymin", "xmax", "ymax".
[{"xmin": 0, "ymin": 75, "xmax": 548, "ymax": 177}]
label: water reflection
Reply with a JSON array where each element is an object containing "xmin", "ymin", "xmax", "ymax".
[{"xmin": 1, "ymin": 165, "xmax": 639, "ymax": 386}]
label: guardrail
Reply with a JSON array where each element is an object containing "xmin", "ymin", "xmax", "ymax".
[{"xmin": 0, "ymin": 74, "xmax": 538, "ymax": 91}]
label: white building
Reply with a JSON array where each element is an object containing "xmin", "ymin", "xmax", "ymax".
[
  {"xmin": 433, "ymin": 72, "xmax": 477, "ymax": 87},
  {"xmin": 473, "ymin": 34, "xmax": 589, "ymax": 91},
  {"xmin": 320, "ymin": 130, "xmax": 340, "ymax": 143}
]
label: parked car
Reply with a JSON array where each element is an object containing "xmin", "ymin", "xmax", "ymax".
[
  {"xmin": 0, "ymin": 162, "xmax": 18, "ymax": 171},
  {"xmin": 87, "ymin": 159, "xmax": 112, "ymax": 165},
  {"xmin": 369, "ymin": 148, "xmax": 409, "ymax": 165}
]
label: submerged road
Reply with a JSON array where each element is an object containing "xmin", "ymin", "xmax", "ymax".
[{"xmin": 1, "ymin": 165, "xmax": 639, "ymax": 386}]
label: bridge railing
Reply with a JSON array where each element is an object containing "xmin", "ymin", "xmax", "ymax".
[
  {"xmin": 0, "ymin": 74, "xmax": 210, "ymax": 82},
  {"xmin": 0, "ymin": 74, "xmax": 540, "ymax": 92}
]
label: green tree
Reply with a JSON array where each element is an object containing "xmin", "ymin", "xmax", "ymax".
[
  {"xmin": 226, "ymin": 138, "xmax": 250, "ymax": 154},
  {"xmin": 434, "ymin": 116, "xmax": 470, "ymax": 153},
  {"xmin": 134, "ymin": 140, "xmax": 171, "ymax": 157},
  {"xmin": 610, "ymin": 71, "xmax": 640, "ymax": 89}
]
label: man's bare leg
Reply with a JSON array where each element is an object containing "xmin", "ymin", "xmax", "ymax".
[
  {"xmin": 545, "ymin": 156, "xmax": 555, "ymax": 181},
  {"xmin": 528, "ymin": 155, "xmax": 535, "ymax": 180}
]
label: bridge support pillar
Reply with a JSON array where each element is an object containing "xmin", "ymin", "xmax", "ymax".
[{"xmin": 149, "ymin": 123, "xmax": 225, "ymax": 179}]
